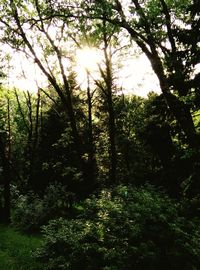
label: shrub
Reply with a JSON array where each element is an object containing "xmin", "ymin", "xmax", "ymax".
[
  {"xmin": 11, "ymin": 183, "xmax": 75, "ymax": 232},
  {"xmin": 11, "ymin": 192, "xmax": 44, "ymax": 232},
  {"xmin": 42, "ymin": 184, "xmax": 75, "ymax": 218},
  {"xmin": 35, "ymin": 185, "xmax": 200, "ymax": 270}
]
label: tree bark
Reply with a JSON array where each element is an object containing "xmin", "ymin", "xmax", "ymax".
[
  {"xmin": 84, "ymin": 72, "xmax": 97, "ymax": 191},
  {"xmin": 107, "ymin": 91, "xmax": 117, "ymax": 183},
  {"xmin": 87, "ymin": 73, "xmax": 96, "ymax": 173},
  {"xmin": 0, "ymin": 134, "xmax": 11, "ymax": 223},
  {"xmin": 101, "ymin": 20, "xmax": 117, "ymax": 183}
]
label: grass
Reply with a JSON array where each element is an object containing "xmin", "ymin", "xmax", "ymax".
[{"xmin": 0, "ymin": 224, "xmax": 43, "ymax": 270}]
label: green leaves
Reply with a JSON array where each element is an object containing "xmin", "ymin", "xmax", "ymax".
[{"xmin": 36, "ymin": 185, "xmax": 200, "ymax": 269}]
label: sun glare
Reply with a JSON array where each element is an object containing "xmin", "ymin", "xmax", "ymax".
[
  {"xmin": 75, "ymin": 47, "xmax": 161, "ymax": 97},
  {"xmin": 5, "ymin": 44, "xmax": 160, "ymax": 97},
  {"xmin": 76, "ymin": 48, "xmax": 102, "ymax": 72},
  {"xmin": 7, "ymin": 51, "xmax": 47, "ymax": 94},
  {"xmin": 75, "ymin": 47, "xmax": 102, "ymax": 89}
]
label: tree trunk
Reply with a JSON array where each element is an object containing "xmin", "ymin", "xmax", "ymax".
[
  {"xmin": 108, "ymin": 0, "xmax": 199, "ymax": 149},
  {"xmin": 101, "ymin": 20, "xmax": 118, "ymax": 184},
  {"xmin": 11, "ymin": 2, "xmax": 83, "ymax": 166},
  {"xmin": 107, "ymin": 92, "xmax": 117, "ymax": 183},
  {"xmin": 86, "ymin": 73, "xmax": 97, "ymax": 190},
  {"xmin": 164, "ymin": 92, "xmax": 198, "ymax": 148},
  {"xmin": 152, "ymin": 62, "xmax": 199, "ymax": 148},
  {"xmin": 146, "ymin": 51, "xmax": 199, "ymax": 148},
  {"xmin": 0, "ymin": 135, "xmax": 11, "ymax": 223}
]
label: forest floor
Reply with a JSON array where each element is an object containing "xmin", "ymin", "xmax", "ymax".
[{"xmin": 0, "ymin": 224, "xmax": 43, "ymax": 270}]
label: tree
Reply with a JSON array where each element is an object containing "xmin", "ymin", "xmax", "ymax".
[
  {"xmin": 100, "ymin": 0, "xmax": 200, "ymax": 148},
  {"xmin": 115, "ymin": 94, "xmax": 153, "ymax": 183},
  {"xmin": 14, "ymin": 88, "xmax": 42, "ymax": 190},
  {"xmin": 0, "ymin": 0, "xmax": 103, "ymax": 191},
  {"xmin": 0, "ymin": 0, "xmax": 84, "ymax": 170},
  {"xmin": 93, "ymin": 20, "xmax": 118, "ymax": 183},
  {"xmin": 55, "ymin": 0, "xmax": 199, "ymax": 148}
]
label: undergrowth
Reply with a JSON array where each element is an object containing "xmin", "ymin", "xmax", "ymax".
[{"xmin": 0, "ymin": 224, "xmax": 43, "ymax": 270}]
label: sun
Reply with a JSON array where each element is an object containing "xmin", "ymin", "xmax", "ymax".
[
  {"xmin": 76, "ymin": 47, "xmax": 102, "ymax": 72},
  {"xmin": 75, "ymin": 47, "xmax": 102, "ymax": 89}
]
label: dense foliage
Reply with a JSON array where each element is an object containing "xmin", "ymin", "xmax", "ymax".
[
  {"xmin": 11, "ymin": 183, "xmax": 73, "ymax": 232},
  {"xmin": 35, "ymin": 185, "xmax": 200, "ymax": 270}
]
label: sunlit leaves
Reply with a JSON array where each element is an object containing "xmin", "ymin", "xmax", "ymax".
[{"xmin": 36, "ymin": 185, "xmax": 200, "ymax": 269}]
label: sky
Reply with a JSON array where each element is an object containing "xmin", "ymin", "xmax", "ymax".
[
  {"xmin": 5, "ymin": 45, "xmax": 161, "ymax": 97},
  {"xmin": 8, "ymin": 53, "xmax": 45, "ymax": 92},
  {"xmin": 117, "ymin": 54, "xmax": 160, "ymax": 97},
  {"xmin": 3, "ymin": 45, "xmax": 46, "ymax": 93}
]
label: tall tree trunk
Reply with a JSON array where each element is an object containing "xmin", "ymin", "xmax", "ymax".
[
  {"xmin": 33, "ymin": 89, "xmax": 41, "ymax": 151},
  {"xmin": 149, "ymin": 56, "xmax": 199, "ymax": 148},
  {"xmin": 24, "ymin": 92, "xmax": 34, "ymax": 188},
  {"xmin": 85, "ymin": 72, "xmax": 97, "ymax": 191},
  {"xmin": 29, "ymin": 89, "xmax": 41, "ymax": 190},
  {"xmin": 107, "ymin": 92, "xmax": 117, "ymax": 183},
  {"xmin": 100, "ymin": 19, "xmax": 118, "ymax": 184},
  {"xmin": 105, "ymin": 0, "xmax": 199, "ymax": 149},
  {"xmin": 126, "ymin": 24, "xmax": 198, "ymax": 148},
  {"xmin": 0, "ymin": 134, "xmax": 11, "ymax": 223},
  {"xmin": 87, "ymin": 73, "xmax": 96, "ymax": 173}
]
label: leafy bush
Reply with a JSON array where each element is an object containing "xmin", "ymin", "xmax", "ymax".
[
  {"xmin": 11, "ymin": 184, "xmax": 74, "ymax": 232},
  {"xmin": 35, "ymin": 185, "xmax": 200, "ymax": 270},
  {"xmin": 42, "ymin": 184, "xmax": 75, "ymax": 219},
  {"xmin": 11, "ymin": 192, "xmax": 44, "ymax": 232}
]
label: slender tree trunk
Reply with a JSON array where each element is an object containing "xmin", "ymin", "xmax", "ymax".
[
  {"xmin": 24, "ymin": 90, "xmax": 42, "ymax": 190},
  {"xmin": 3, "ymin": 97, "xmax": 12, "ymax": 223},
  {"xmin": 34, "ymin": 89, "xmax": 41, "ymax": 151},
  {"xmin": 30, "ymin": 90, "xmax": 41, "ymax": 190},
  {"xmin": 24, "ymin": 92, "xmax": 34, "ymax": 188},
  {"xmin": 7, "ymin": 97, "xmax": 11, "ymax": 162},
  {"xmin": 85, "ymin": 72, "xmax": 97, "ymax": 190},
  {"xmin": 0, "ymin": 134, "xmax": 11, "ymax": 223},
  {"xmin": 101, "ymin": 20, "xmax": 118, "ymax": 184},
  {"xmin": 107, "ymin": 92, "xmax": 117, "ymax": 183},
  {"xmin": 14, "ymin": 89, "xmax": 29, "ymax": 131},
  {"xmin": 87, "ymin": 73, "xmax": 96, "ymax": 171}
]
